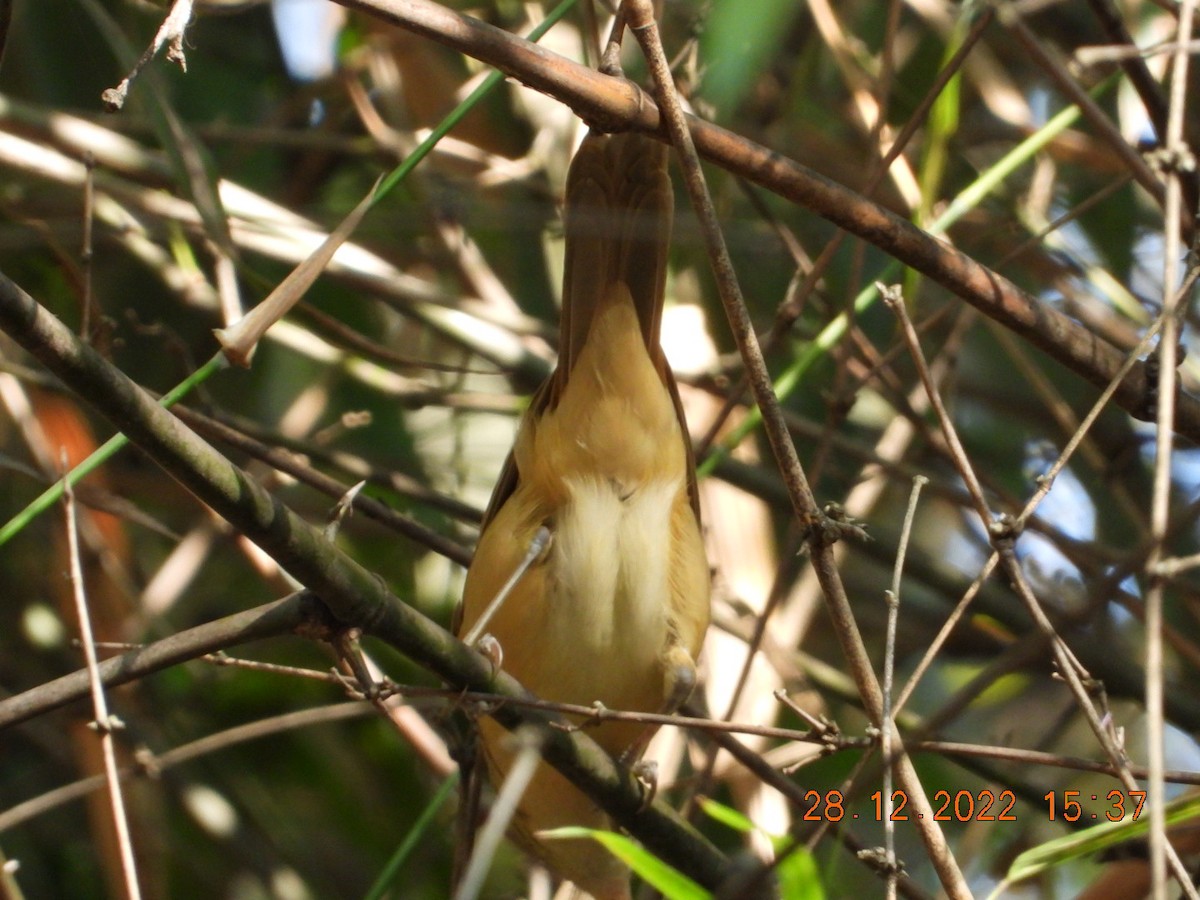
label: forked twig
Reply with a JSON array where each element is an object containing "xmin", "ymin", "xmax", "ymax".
[{"xmin": 101, "ymin": 0, "xmax": 194, "ymax": 111}]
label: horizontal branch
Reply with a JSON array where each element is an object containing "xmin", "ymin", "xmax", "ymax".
[
  {"xmin": 0, "ymin": 700, "xmax": 373, "ymax": 834},
  {"xmin": 335, "ymin": 0, "xmax": 1200, "ymax": 441},
  {"xmin": 0, "ymin": 270, "xmax": 729, "ymax": 893},
  {"xmin": 0, "ymin": 593, "xmax": 321, "ymax": 729}
]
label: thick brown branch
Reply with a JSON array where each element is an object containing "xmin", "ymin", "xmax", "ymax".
[{"xmin": 334, "ymin": 0, "xmax": 1200, "ymax": 441}]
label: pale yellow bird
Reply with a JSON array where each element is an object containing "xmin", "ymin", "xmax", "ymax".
[{"xmin": 458, "ymin": 130, "xmax": 711, "ymax": 900}]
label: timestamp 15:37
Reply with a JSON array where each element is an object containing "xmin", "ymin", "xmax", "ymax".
[
  {"xmin": 798, "ymin": 789, "xmax": 1148, "ymax": 822},
  {"xmin": 1044, "ymin": 790, "xmax": 1147, "ymax": 822}
]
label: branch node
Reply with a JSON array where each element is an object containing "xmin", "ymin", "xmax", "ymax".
[
  {"xmin": 812, "ymin": 502, "xmax": 871, "ymax": 545},
  {"xmin": 100, "ymin": 85, "xmax": 129, "ymax": 112},
  {"xmin": 856, "ymin": 846, "xmax": 906, "ymax": 877},
  {"xmin": 1145, "ymin": 144, "xmax": 1197, "ymax": 176},
  {"xmin": 87, "ymin": 713, "xmax": 125, "ymax": 734},
  {"xmin": 987, "ymin": 513, "xmax": 1022, "ymax": 546},
  {"xmin": 133, "ymin": 747, "xmax": 162, "ymax": 780},
  {"xmin": 551, "ymin": 700, "xmax": 609, "ymax": 733},
  {"xmin": 476, "ymin": 633, "xmax": 503, "ymax": 677}
]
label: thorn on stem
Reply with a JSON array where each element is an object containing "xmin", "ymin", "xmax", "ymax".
[
  {"xmin": 476, "ymin": 634, "xmax": 503, "ymax": 676},
  {"xmin": 632, "ymin": 758, "xmax": 659, "ymax": 811},
  {"xmin": 88, "ymin": 714, "xmax": 125, "ymax": 734}
]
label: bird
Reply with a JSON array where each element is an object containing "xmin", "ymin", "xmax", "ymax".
[{"xmin": 457, "ymin": 129, "xmax": 711, "ymax": 900}]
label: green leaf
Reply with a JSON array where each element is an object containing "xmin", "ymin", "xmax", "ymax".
[
  {"xmin": 698, "ymin": 796, "xmax": 757, "ymax": 834},
  {"xmin": 990, "ymin": 792, "xmax": 1200, "ymax": 898},
  {"xmin": 363, "ymin": 774, "xmax": 458, "ymax": 900},
  {"xmin": 698, "ymin": 797, "xmax": 824, "ymax": 899},
  {"xmin": 700, "ymin": 0, "xmax": 800, "ymax": 114},
  {"xmin": 542, "ymin": 827, "xmax": 712, "ymax": 900},
  {"xmin": 777, "ymin": 847, "xmax": 823, "ymax": 900}
]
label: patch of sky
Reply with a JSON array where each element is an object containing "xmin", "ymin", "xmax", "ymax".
[
  {"xmin": 1135, "ymin": 426, "xmax": 1200, "ymax": 504},
  {"xmin": 271, "ymin": 0, "xmax": 343, "ymax": 83}
]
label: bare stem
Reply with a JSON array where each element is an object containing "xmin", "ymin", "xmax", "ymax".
[
  {"xmin": 881, "ymin": 282, "xmax": 1199, "ymax": 898},
  {"xmin": 1145, "ymin": 0, "xmax": 1198, "ymax": 894},
  {"xmin": 62, "ymin": 462, "xmax": 142, "ymax": 900},
  {"xmin": 881, "ymin": 475, "xmax": 928, "ymax": 899},
  {"xmin": 625, "ymin": 4, "xmax": 969, "ymax": 895}
]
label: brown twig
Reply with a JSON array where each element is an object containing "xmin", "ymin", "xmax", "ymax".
[
  {"xmin": 62, "ymin": 464, "xmax": 142, "ymax": 900},
  {"xmin": 881, "ymin": 475, "xmax": 928, "ymax": 900},
  {"xmin": 9, "ymin": 634, "xmax": 1200, "ymax": 844},
  {"xmin": 169, "ymin": 403, "xmax": 474, "ymax": 565},
  {"xmin": 624, "ymin": 3, "xmax": 969, "ymax": 895},
  {"xmin": 0, "ymin": 702, "xmax": 374, "ymax": 834},
  {"xmin": 101, "ymin": 0, "xmax": 195, "ymax": 111},
  {"xmin": 697, "ymin": 7, "xmax": 995, "ymax": 468},
  {"xmin": 0, "ymin": 592, "xmax": 328, "ymax": 730},
  {"xmin": 1083, "ymin": 0, "xmax": 1200, "ymax": 218},
  {"xmin": 1144, "ymin": 0, "xmax": 1198, "ymax": 893},
  {"xmin": 997, "ymin": 6, "xmax": 1191, "ymax": 239}
]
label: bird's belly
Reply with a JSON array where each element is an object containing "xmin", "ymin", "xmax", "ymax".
[{"xmin": 532, "ymin": 475, "xmax": 680, "ymax": 713}]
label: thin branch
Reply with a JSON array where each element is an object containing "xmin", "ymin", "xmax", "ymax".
[
  {"xmin": 62, "ymin": 466, "xmax": 142, "ymax": 900},
  {"xmin": 9, "ymin": 651, "xmax": 1200, "ymax": 842},
  {"xmin": 180, "ymin": 404, "xmax": 483, "ymax": 525},
  {"xmin": 997, "ymin": 5, "xmax": 1189, "ymax": 237},
  {"xmin": 0, "ymin": 592, "xmax": 325, "ymax": 730},
  {"xmin": 893, "ymin": 554, "xmax": 1001, "ymax": 717},
  {"xmin": 101, "ymin": 0, "xmax": 194, "ymax": 111},
  {"xmin": 881, "ymin": 475, "xmax": 928, "ymax": 900},
  {"xmin": 1075, "ymin": 38, "xmax": 1200, "ymax": 65},
  {"xmin": 1145, "ymin": 0, "xmax": 1198, "ymax": 894},
  {"xmin": 0, "ymin": 702, "xmax": 374, "ymax": 834},
  {"xmin": 1082, "ymin": 0, "xmax": 1200, "ymax": 218},
  {"xmin": 625, "ymin": 4, "xmax": 968, "ymax": 896},
  {"xmin": 1085, "ymin": 0, "xmax": 1169, "ymax": 135},
  {"xmin": 169, "ymin": 403, "xmax": 474, "ymax": 565},
  {"xmin": 452, "ymin": 728, "xmax": 543, "ymax": 900},
  {"xmin": 461, "ymin": 526, "xmax": 550, "ymax": 645}
]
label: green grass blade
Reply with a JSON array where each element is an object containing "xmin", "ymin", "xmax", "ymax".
[
  {"xmin": 993, "ymin": 791, "xmax": 1200, "ymax": 895},
  {"xmin": 543, "ymin": 827, "xmax": 712, "ymax": 900},
  {"xmin": 363, "ymin": 774, "xmax": 458, "ymax": 900}
]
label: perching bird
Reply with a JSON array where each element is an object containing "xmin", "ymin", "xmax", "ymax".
[{"xmin": 457, "ymin": 129, "xmax": 711, "ymax": 900}]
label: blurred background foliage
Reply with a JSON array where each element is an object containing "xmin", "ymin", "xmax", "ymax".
[{"xmin": 0, "ymin": 0, "xmax": 1198, "ymax": 898}]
